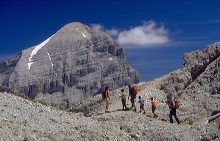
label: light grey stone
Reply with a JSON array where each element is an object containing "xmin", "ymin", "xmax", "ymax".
[{"xmin": 0, "ymin": 22, "xmax": 140, "ymax": 109}]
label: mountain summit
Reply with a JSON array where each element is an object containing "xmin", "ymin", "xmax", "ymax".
[{"xmin": 0, "ymin": 22, "xmax": 140, "ymax": 108}]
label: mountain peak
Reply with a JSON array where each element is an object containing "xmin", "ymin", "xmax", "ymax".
[{"xmin": 0, "ymin": 22, "xmax": 140, "ymax": 109}]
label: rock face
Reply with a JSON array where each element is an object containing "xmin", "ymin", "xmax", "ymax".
[
  {"xmin": 160, "ymin": 42, "xmax": 220, "ymax": 126},
  {"xmin": 0, "ymin": 22, "xmax": 140, "ymax": 109},
  {"xmin": 160, "ymin": 42, "xmax": 220, "ymax": 96}
]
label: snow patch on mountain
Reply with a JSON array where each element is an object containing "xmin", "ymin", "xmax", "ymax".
[
  {"xmin": 47, "ymin": 52, "xmax": 53, "ymax": 67},
  {"xmin": 82, "ymin": 33, "xmax": 86, "ymax": 38},
  {"xmin": 27, "ymin": 35, "xmax": 54, "ymax": 69}
]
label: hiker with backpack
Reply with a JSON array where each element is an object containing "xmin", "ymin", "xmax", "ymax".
[
  {"xmin": 138, "ymin": 96, "xmax": 146, "ymax": 114},
  {"xmin": 102, "ymin": 86, "xmax": 110, "ymax": 113},
  {"xmin": 128, "ymin": 85, "xmax": 137, "ymax": 112},
  {"xmin": 167, "ymin": 95, "xmax": 180, "ymax": 125},
  {"xmin": 150, "ymin": 97, "xmax": 158, "ymax": 118},
  {"xmin": 119, "ymin": 89, "xmax": 127, "ymax": 110}
]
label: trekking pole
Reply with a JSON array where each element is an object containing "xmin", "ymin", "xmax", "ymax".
[
  {"xmin": 127, "ymin": 96, "xmax": 129, "ymax": 105},
  {"xmin": 126, "ymin": 100, "xmax": 129, "ymax": 106}
]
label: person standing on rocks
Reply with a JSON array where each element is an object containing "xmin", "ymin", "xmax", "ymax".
[
  {"xmin": 128, "ymin": 85, "xmax": 137, "ymax": 112},
  {"xmin": 138, "ymin": 96, "xmax": 146, "ymax": 114},
  {"xmin": 119, "ymin": 89, "xmax": 127, "ymax": 110},
  {"xmin": 150, "ymin": 97, "xmax": 158, "ymax": 118},
  {"xmin": 102, "ymin": 86, "xmax": 110, "ymax": 113},
  {"xmin": 167, "ymin": 95, "xmax": 180, "ymax": 124}
]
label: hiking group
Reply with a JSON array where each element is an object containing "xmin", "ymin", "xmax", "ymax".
[{"xmin": 102, "ymin": 85, "xmax": 180, "ymax": 124}]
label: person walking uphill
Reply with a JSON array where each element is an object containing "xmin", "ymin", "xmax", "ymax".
[
  {"xmin": 167, "ymin": 96, "xmax": 180, "ymax": 124},
  {"xmin": 150, "ymin": 97, "xmax": 158, "ymax": 118},
  {"xmin": 102, "ymin": 86, "xmax": 110, "ymax": 113},
  {"xmin": 119, "ymin": 89, "xmax": 127, "ymax": 110},
  {"xmin": 128, "ymin": 85, "xmax": 138, "ymax": 112},
  {"xmin": 138, "ymin": 96, "xmax": 146, "ymax": 114}
]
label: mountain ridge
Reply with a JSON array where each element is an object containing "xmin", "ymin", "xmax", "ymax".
[{"xmin": 0, "ymin": 22, "xmax": 140, "ymax": 109}]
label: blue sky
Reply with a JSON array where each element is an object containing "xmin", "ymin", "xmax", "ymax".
[{"xmin": 0, "ymin": 0, "xmax": 220, "ymax": 82}]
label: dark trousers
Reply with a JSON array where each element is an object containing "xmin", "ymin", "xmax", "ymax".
[
  {"xmin": 169, "ymin": 108, "xmax": 180, "ymax": 124},
  {"xmin": 152, "ymin": 106, "xmax": 156, "ymax": 113},
  {"xmin": 121, "ymin": 99, "xmax": 126, "ymax": 109},
  {"xmin": 140, "ymin": 104, "xmax": 145, "ymax": 110}
]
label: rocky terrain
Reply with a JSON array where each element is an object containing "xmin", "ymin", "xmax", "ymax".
[
  {"xmin": 0, "ymin": 22, "xmax": 140, "ymax": 109},
  {"xmin": 0, "ymin": 73, "xmax": 219, "ymax": 141}
]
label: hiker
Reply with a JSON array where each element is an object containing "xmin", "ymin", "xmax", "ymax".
[
  {"xmin": 138, "ymin": 96, "xmax": 146, "ymax": 114},
  {"xmin": 150, "ymin": 97, "xmax": 158, "ymax": 118},
  {"xmin": 167, "ymin": 95, "xmax": 180, "ymax": 124},
  {"xmin": 128, "ymin": 85, "xmax": 137, "ymax": 112},
  {"xmin": 119, "ymin": 89, "xmax": 127, "ymax": 110},
  {"xmin": 102, "ymin": 86, "xmax": 110, "ymax": 113}
]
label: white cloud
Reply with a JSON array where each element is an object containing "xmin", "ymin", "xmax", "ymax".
[
  {"xmin": 105, "ymin": 29, "xmax": 119, "ymax": 37},
  {"xmin": 90, "ymin": 24, "xmax": 104, "ymax": 32},
  {"xmin": 117, "ymin": 21, "xmax": 169, "ymax": 47},
  {"xmin": 90, "ymin": 21, "xmax": 170, "ymax": 48},
  {"xmin": 90, "ymin": 24, "xmax": 119, "ymax": 37}
]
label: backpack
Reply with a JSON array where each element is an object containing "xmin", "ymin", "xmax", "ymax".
[
  {"xmin": 174, "ymin": 101, "xmax": 180, "ymax": 109},
  {"xmin": 139, "ymin": 98, "xmax": 144, "ymax": 104},
  {"xmin": 132, "ymin": 86, "xmax": 138, "ymax": 95},
  {"xmin": 102, "ymin": 91, "xmax": 110, "ymax": 99}
]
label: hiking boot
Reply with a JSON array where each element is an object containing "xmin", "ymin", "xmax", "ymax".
[
  {"xmin": 154, "ymin": 114, "xmax": 158, "ymax": 118},
  {"xmin": 143, "ymin": 112, "xmax": 146, "ymax": 114},
  {"xmin": 134, "ymin": 108, "xmax": 137, "ymax": 112}
]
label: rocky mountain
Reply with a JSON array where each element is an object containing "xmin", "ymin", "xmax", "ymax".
[
  {"xmin": 160, "ymin": 42, "xmax": 220, "ymax": 96},
  {"xmin": 0, "ymin": 22, "xmax": 140, "ymax": 109},
  {"xmin": 159, "ymin": 43, "xmax": 220, "ymax": 122},
  {"xmin": 0, "ymin": 43, "xmax": 219, "ymax": 141}
]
